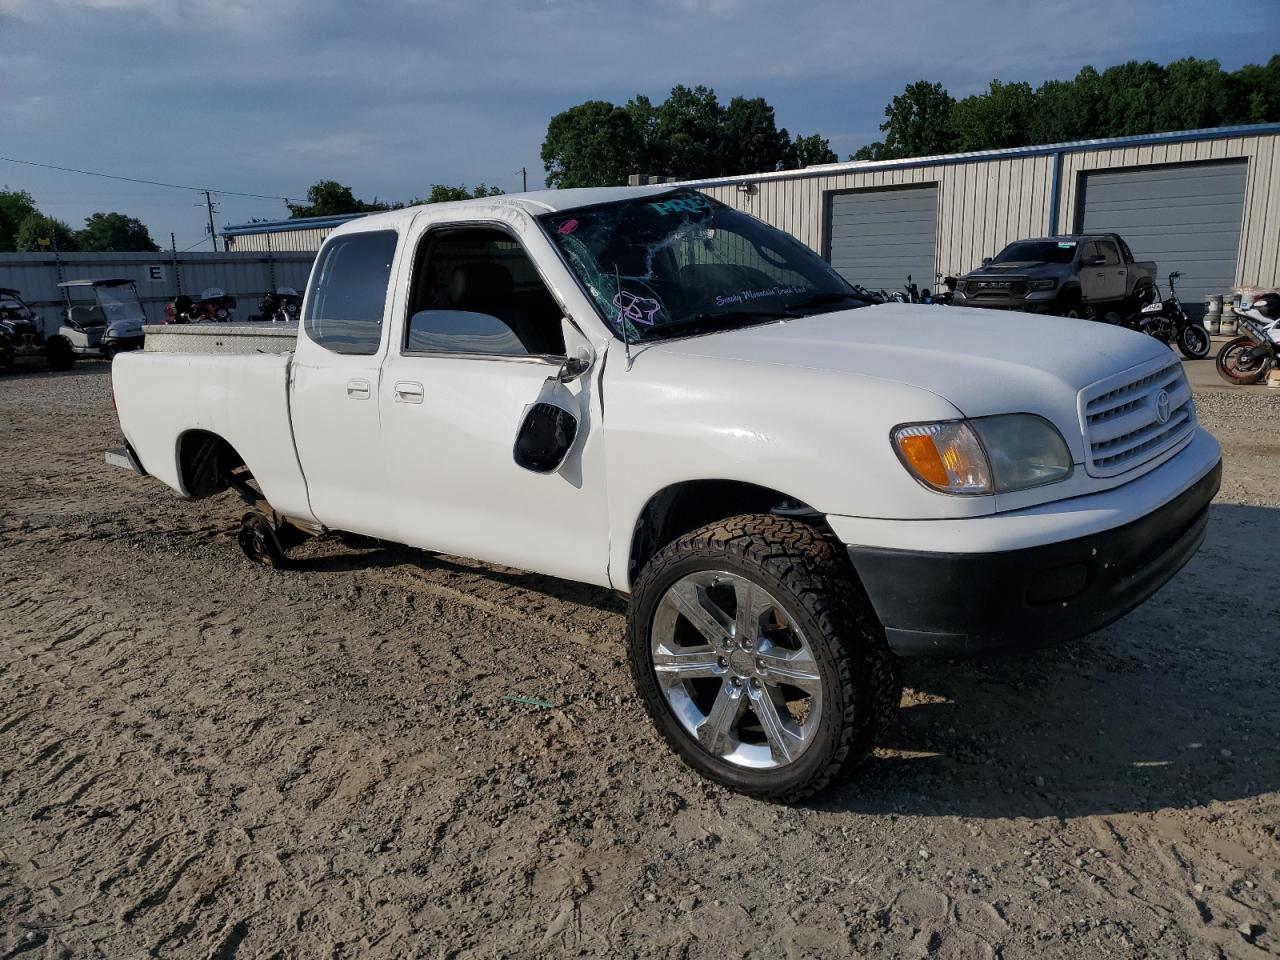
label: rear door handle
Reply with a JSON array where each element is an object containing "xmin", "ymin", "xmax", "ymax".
[
  {"xmin": 347, "ymin": 378, "xmax": 371, "ymax": 400},
  {"xmin": 394, "ymin": 380, "xmax": 424, "ymax": 404}
]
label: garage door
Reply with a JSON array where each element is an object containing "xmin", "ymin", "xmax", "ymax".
[
  {"xmin": 827, "ymin": 185, "xmax": 938, "ymax": 295},
  {"xmin": 1078, "ymin": 160, "xmax": 1247, "ymax": 316}
]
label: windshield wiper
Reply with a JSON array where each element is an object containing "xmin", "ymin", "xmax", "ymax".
[{"xmin": 638, "ymin": 310, "xmax": 789, "ymax": 341}]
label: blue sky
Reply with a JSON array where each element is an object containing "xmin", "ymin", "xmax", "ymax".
[{"xmin": 1, "ymin": 0, "xmax": 1276, "ymax": 249}]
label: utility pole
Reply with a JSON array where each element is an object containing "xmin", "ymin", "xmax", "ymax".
[
  {"xmin": 204, "ymin": 190, "xmax": 219, "ymax": 252},
  {"xmin": 522, "ymin": 167, "xmax": 527, "ymax": 192}
]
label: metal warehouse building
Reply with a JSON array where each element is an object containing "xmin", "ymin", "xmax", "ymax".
[{"xmin": 223, "ymin": 123, "xmax": 1280, "ymax": 313}]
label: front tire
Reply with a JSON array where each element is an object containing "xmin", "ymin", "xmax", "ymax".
[
  {"xmin": 626, "ymin": 515, "xmax": 900, "ymax": 802},
  {"xmin": 1177, "ymin": 323, "xmax": 1211, "ymax": 360}
]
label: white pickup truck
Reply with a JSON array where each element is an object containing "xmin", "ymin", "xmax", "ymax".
[{"xmin": 109, "ymin": 186, "xmax": 1221, "ymax": 800}]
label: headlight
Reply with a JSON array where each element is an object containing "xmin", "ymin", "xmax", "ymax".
[
  {"xmin": 892, "ymin": 414, "xmax": 1072, "ymax": 495},
  {"xmin": 1030, "ymin": 279, "xmax": 1056, "ymax": 291}
]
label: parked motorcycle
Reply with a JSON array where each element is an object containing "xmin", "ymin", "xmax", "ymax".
[
  {"xmin": 1126, "ymin": 271, "xmax": 1211, "ymax": 359},
  {"xmin": 933, "ymin": 273, "xmax": 958, "ymax": 305},
  {"xmin": 1215, "ymin": 291, "xmax": 1279, "ymax": 385},
  {"xmin": 165, "ymin": 294, "xmax": 198, "ymax": 324},
  {"xmin": 256, "ymin": 287, "xmax": 302, "ymax": 323},
  {"xmin": 188, "ymin": 287, "xmax": 237, "ymax": 323}
]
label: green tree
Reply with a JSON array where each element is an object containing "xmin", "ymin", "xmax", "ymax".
[
  {"xmin": 287, "ymin": 180, "xmax": 388, "ymax": 218},
  {"xmin": 1029, "ymin": 67, "xmax": 1104, "ymax": 144},
  {"xmin": 721, "ymin": 95, "xmax": 792, "ymax": 175},
  {"xmin": 951, "ymin": 80, "xmax": 1036, "ymax": 151},
  {"xmin": 1097, "ymin": 61, "xmax": 1168, "ymax": 136},
  {"xmin": 1158, "ymin": 58, "xmax": 1231, "ymax": 131},
  {"xmin": 0, "ymin": 188, "xmax": 39, "ymax": 252},
  {"xmin": 76, "ymin": 211, "xmax": 159, "ymax": 252},
  {"xmin": 788, "ymin": 133, "xmax": 838, "ymax": 168},
  {"xmin": 14, "ymin": 213, "xmax": 78, "ymax": 252},
  {"xmin": 874, "ymin": 80, "xmax": 957, "ymax": 159},
  {"xmin": 417, "ymin": 184, "xmax": 505, "ymax": 204},
  {"xmin": 541, "ymin": 100, "xmax": 644, "ymax": 188},
  {"xmin": 1228, "ymin": 54, "xmax": 1280, "ymax": 123},
  {"xmin": 655, "ymin": 84, "xmax": 726, "ymax": 179}
]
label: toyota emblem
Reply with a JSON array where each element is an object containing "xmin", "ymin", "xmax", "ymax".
[{"xmin": 1154, "ymin": 389, "xmax": 1171, "ymax": 424}]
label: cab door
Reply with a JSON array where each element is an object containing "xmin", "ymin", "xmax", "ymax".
[
  {"xmin": 289, "ymin": 228, "xmax": 404, "ymax": 537},
  {"xmin": 1095, "ymin": 239, "xmax": 1128, "ymax": 302},
  {"xmin": 376, "ymin": 216, "xmax": 613, "ymax": 587}
]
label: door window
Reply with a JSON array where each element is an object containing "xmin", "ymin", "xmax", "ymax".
[
  {"xmin": 404, "ymin": 228, "xmax": 566, "ymax": 357},
  {"xmin": 304, "ymin": 230, "xmax": 398, "ymax": 355},
  {"xmin": 1097, "ymin": 241, "xmax": 1122, "ymax": 266}
]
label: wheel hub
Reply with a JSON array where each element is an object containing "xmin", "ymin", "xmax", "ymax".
[{"xmin": 650, "ymin": 570, "xmax": 823, "ymax": 770}]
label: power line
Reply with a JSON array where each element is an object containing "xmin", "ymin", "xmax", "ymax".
[{"xmin": 0, "ymin": 154, "xmax": 297, "ymax": 204}]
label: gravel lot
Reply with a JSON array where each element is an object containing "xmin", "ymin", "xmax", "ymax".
[{"xmin": 1, "ymin": 359, "xmax": 1277, "ymax": 959}]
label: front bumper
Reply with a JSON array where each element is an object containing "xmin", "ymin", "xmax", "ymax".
[{"xmin": 847, "ymin": 459, "xmax": 1221, "ymax": 656}]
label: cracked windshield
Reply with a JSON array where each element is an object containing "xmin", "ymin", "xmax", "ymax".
[{"xmin": 542, "ymin": 191, "xmax": 872, "ymax": 341}]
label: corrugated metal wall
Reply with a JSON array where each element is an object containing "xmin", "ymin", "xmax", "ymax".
[
  {"xmin": 692, "ymin": 131, "xmax": 1280, "ymax": 291},
  {"xmin": 225, "ymin": 227, "xmax": 340, "ymax": 252},
  {"xmin": 1057, "ymin": 133, "xmax": 1280, "ymax": 289},
  {"xmin": 0, "ymin": 252, "xmax": 315, "ymax": 333}
]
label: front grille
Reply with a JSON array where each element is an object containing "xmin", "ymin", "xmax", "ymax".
[
  {"xmin": 965, "ymin": 278, "xmax": 1028, "ymax": 297},
  {"xmin": 1079, "ymin": 358, "xmax": 1195, "ymax": 477}
]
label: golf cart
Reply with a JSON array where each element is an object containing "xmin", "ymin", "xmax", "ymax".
[
  {"xmin": 57, "ymin": 279, "xmax": 147, "ymax": 359},
  {"xmin": 0, "ymin": 287, "xmax": 73, "ymax": 372}
]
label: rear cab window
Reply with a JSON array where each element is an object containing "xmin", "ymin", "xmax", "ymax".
[{"xmin": 304, "ymin": 230, "xmax": 399, "ymax": 355}]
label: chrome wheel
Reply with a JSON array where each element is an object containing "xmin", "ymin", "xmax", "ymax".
[{"xmin": 650, "ymin": 570, "xmax": 822, "ymax": 769}]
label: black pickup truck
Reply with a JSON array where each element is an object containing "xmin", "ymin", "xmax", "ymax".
[{"xmin": 952, "ymin": 234, "xmax": 1157, "ymax": 319}]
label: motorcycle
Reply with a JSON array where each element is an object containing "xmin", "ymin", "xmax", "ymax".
[
  {"xmin": 165, "ymin": 294, "xmax": 198, "ymax": 324},
  {"xmin": 256, "ymin": 287, "xmax": 302, "ymax": 323},
  {"xmin": 1216, "ymin": 291, "xmax": 1279, "ymax": 385},
  {"xmin": 933, "ymin": 273, "xmax": 958, "ymax": 306},
  {"xmin": 1127, "ymin": 271, "xmax": 1211, "ymax": 359},
  {"xmin": 188, "ymin": 287, "xmax": 237, "ymax": 323}
]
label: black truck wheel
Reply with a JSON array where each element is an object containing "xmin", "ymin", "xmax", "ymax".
[{"xmin": 627, "ymin": 514, "xmax": 900, "ymax": 802}]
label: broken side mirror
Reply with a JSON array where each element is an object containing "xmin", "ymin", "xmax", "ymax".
[
  {"xmin": 554, "ymin": 316, "xmax": 594, "ymax": 383},
  {"xmin": 513, "ymin": 401, "xmax": 578, "ymax": 473}
]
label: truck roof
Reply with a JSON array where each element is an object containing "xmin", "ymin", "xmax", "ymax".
[
  {"xmin": 333, "ymin": 184, "xmax": 685, "ymax": 234},
  {"xmin": 1015, "ymin": 233, "xmax": 1123, "ymax": 243}
]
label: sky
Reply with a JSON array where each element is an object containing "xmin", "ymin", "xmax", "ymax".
[{"xmin": 1, "ymin": 0, "xmax": 1277, "ymax": 250}]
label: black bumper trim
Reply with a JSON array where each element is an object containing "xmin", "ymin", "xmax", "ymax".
[{"xmin": 848, "ymin": 460, "xmax": 1221, "ymax": 656}]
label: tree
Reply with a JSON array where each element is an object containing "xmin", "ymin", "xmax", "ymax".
[
  {"xmin": 417, "ymin": 184, "xmax": 505, "ymax": 204},
  {"xmin": 1028, "ymin": 67, "xmax": 1104, "ymax": 144},
  {"xmin": 721, "ymin": 96, "xmax": 792, "ymax": 175},
  {"xmin": 876, "ymin": 81, "xmax": 956, "ymax": 159},
  {"xmin": 14, "ymin": 213, "xmax": 77, "ymax": 252},
  {"xmin": 788, "ymin": 133, "xmax": 838, "ymax": 168},
  {"xmin": 950, "ymin": 80, "xmax": 1036, "ymax": 151},
  {"xmin": 0, "ymin": 189, "xmax": 39, "ymax": 252},
  {"xmin": 76, "ymin": 212, "xmax": 159, "ymax": 252},
  {"xmin": 288, "ymin": 180, "xmax": 388, "ymax": 218},
  {"xmin": 541, "ymin": 100, "xmax": 644, "ymax": 188},
  {"xmin": 655, "ymin": 84, "xmax": 726, "ymax": 180},
  {"xmin": 1227, "ymin": 54, "xmax": 1280, "ymax": 123},
  {"xmin": 543, "ymin": 86, "xmax": 814, "ymax": 184},
  {"xmin": 1158, "ymin": 58, "xmax": 1231, "ymax": 131},
  {"xmin": 1096, "ymin": 60, "xmax": 1167, "ymax": 137}
]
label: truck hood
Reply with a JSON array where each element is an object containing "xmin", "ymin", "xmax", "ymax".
[
  {"xmin": 647, "ymin": 302, "xmax": 1172, "ymax": 462},
  {"xmin": 962, "ymin": 261, "xmax": 1064, "ymax": 279}
]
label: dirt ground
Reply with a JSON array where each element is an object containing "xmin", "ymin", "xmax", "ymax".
[{"xmin": 1, "ymin": 359, "xmax": 1277, "ymax": 960}]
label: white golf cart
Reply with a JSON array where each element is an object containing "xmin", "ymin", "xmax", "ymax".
[{"xmin": 57, "ymin": 279, "xmax": 147, "ymax": 360}]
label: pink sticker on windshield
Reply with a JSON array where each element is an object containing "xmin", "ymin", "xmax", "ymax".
[
  {"xmin": 613, "ymin": 290, "xmax": 660, "ymax": 326},
  {"xmin": 558, "ymin": 219, "xmax": 579, "ymax": 235}
]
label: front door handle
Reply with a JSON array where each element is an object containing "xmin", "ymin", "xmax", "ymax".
[
  {"xmin": 347, "ymin": 378, "xmax": 371, "ymax": 400},
  {"xmin": 394, "ymin": 380, "xmax": 424, "ymax": 404}
]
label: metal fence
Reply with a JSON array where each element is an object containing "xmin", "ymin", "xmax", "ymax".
[{"xmin": 0, "ymin": 251, "xmax": 317, "ymax": 333}]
